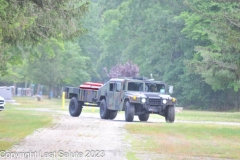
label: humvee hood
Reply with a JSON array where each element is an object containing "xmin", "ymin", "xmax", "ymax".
[
  {"xmin": 125, "ymin": 92, "xmax": 147, "ymax": 98},
  {"xmin": 144, "ymin": 93, "xmax": 171, "ymax": 99},
  {"xmin": 126, "ymin": 92, "xmax": 171, "ymax": 99}
]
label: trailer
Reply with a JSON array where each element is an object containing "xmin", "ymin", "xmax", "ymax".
[{"xmin": 64, "ymin": 82, "xmax": 103, "ymax": 116}]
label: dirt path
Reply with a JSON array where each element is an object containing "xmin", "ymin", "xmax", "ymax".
[{"xmin": 6, "ymin": 112, "xmax": 129, "ymax": 160}]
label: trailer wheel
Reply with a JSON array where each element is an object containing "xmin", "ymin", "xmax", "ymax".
[
  {"xmin": 100, "ymin": 99, "xmax": 109, "ymax": 119},
  {"xmin": 69, "ymin": 97, "xmax": 82, "ymax": 117},
  {"xmin": 165, "ymin": 105, "xmax": 175, "ymax": 123},
  {"xmin": 138, "ymin": 113, "xmax": 149, "ymax": 121},
  {"xmin": 109, "ymin": 111, "xmax": 118, "ymax": 120},
  {"xmin": 125, "ymin": 101, "xmax": 135, "ymax": 122}
]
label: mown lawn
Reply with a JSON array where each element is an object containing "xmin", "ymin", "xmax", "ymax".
[
  {"xmin": 0, "ymin": 97, "xmax": 55, "ymax": 150},
  {"xmin": 125, "ymin": 110, "xmax": 240, "ymax": 160},
  {"xmin": 150, "ymin": 110, "xmax": 240, "ymax": 123}
]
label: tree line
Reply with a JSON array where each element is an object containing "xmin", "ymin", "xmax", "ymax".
[{"xmin": 1, "ymin": 0, "xmax": 240, "ymax": 110}]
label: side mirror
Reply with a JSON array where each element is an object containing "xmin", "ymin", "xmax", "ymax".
[{"xmin": 169, "ymin": 85, "xmax": 173, "ymax": 94}]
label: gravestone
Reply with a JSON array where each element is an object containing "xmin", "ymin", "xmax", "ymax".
[{"xmin": 0, "ymin": 86, "xmax": 13, "ymax": 100}]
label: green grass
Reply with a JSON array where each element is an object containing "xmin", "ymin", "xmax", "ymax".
[
  {"xmin": 125, "ymin": 123, "xmax": 240, "ymax": 159},
  {"xmin": 126, "ymin": 110, "xmax": 240, "ymax": 159},
  {"xmin": 12, "ymin": 96, "xmax": 63, "ymax": 110},
  {"xmin": 0, "ymin": 97, "xmax": 55, "ymax": 150},
  {"xmin": 82, "ymin": 106, "xmax": 100, "ymax": 113},
  {"xmin": 176, "ymin": 110, "xmax": 240, "ymax": 122},
  {"xmin": 150, "ymin": 110, "xmax": 240, "ymax": 122}
]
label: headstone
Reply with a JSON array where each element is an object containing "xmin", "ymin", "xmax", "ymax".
[{"xmin": 0, "ymin": 87, "xmax": 13, "ymax": 100}]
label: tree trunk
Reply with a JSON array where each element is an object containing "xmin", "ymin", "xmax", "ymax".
[
  {"xmin": 24, "ymin": 80, "xmax": 28, "ymax": 88},
  {"xmin": 238, "ymin": 91, "xmax": 240, "ymax": 111}
]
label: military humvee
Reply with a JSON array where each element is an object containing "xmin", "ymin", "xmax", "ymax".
[{"xmin": 64, "ymin": 77, "xmax": 177, "ymax": 122}]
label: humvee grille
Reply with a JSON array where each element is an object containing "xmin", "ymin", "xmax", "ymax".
[{"xmin": 148, "ymin": 98, "xmax": 161, "ymax": 105}]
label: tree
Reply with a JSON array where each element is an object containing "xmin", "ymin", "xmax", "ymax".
[
  {"xmin": 78, "ymin": 2, "xmax": 103, "ymax": 82},
  {"xmin": 0, "ymin": 0, "xmax": 89, "ymax": 73},
  {"xmin": 181, "ymin": 1, "xmax": 240, "ymax": 91},
  {"xmin": 104, "ymin": 61, "xmax": 139, "ymax": 78},
  {"xmin": 96, "ymin": 0, "xmax": 232, "ymax": 110},
  {"xmin": 26, "ymin": 38, "xmax": 91, "ymax": 97}
]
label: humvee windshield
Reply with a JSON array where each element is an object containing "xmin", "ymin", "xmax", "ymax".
[
  {"xmin": 145, "ymin": 82, "xmax": 165, "ymax": 93},
  {"xmin": 127, "ymin": 81, "xmax": 144, "ymax": 91},
  {"xmin": 126, "ymin": 81, "xmax": 166, "ymax": 93}
]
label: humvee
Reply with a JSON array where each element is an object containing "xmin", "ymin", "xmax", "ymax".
[{"xmin": 64, "ymin": 77, "xmax": 177, "ymax": 122}]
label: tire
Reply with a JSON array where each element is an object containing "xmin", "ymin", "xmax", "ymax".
[
  {"xmin": 125, "ymin": 101, "xmax": 135, "ymax": 122},
  {"xmin": 109, "ymin": 110, "xmax": 118, "ymax": 120},
  {"xmin": 165, "ymin": 105, "xmax": 175, "ymax": 123},
  {"xmin": 138, "ymin": 113, "xmax": 149, "ymax": 121},
  {"xmin": 69, "ymin": 97, "xmax": 82, "ymax": 117},
  {"xmin": 100, "ymin": 99, "xmax": 110, "ymax": 119}
]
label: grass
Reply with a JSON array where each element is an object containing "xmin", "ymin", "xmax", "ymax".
[
  {"xmin": 176, "ymin": 110, "xmax": 240, "ymax": 122},
  {"xmin": 150, "ymin": 110, "xmax": 240, "ymax": 122},
  {"xmin": 125, "ymin": 122, "xmax": 240, "ymax": 159},
  {"xmin": 0, "ymin": 96, "xmax": 56, "ymax": 150},
  {"xmin": 0, "ymin": 96, "xmax": 100, "ymax": 151},
  {"xmin": 12, "ymin": 96, "xmax": 63, "ymax": 110}
]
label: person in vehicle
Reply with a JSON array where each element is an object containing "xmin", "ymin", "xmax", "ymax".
[{"xmin": 150, "ymin": 84, "xmax": 157, "ymax": 92}]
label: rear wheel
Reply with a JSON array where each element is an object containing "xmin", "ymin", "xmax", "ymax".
[
  {"xmin": 100, "ymin": 99, "xmax": 110, "ymax": 119},
  {"xmin": 165, "ymin": 105, "xmax": 175, "ymax": 123},
  {"xmin": 138, "ymin": 113, "xmax": 149, "ymax": 121},
  {"xmin": 125, "ymin": 101, "xmax": 135, "ymax": 122},
  {"xmin": 69, "ymin": 97, "xmax": 82, "ymax": 117},
  {"xmin": 109, "ymin": 110, "xmax": 118, "ymax": 120}
]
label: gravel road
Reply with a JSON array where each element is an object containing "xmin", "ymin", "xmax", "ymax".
[{"xmin": 5, "ymin": 111, "xmax": 129, "ymax": 160}]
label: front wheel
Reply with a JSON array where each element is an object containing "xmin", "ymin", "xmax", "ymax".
[
  {"xmin": 165, "ymin": 105, "xmax": 175, "ymax": 123},
  {"xmin": 138, "ymin": 113, "xmax": 149, "ymax": 121},
  {"xmin": 109, "ymin": 110, "xmax": 118, "ymax": 120},
  {"xmin": 100, "ymin": 99, "xmax": 110, "ymax": 119},
  {"xmin": 125, "ymin": 101, "xmax": 135, "ymax": 122},
  {"xmin": 69, "ymin": 97, "xmax": 82, "ymax": 117}
]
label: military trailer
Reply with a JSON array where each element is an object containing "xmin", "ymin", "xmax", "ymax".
[{"xmin": 64, "ymin": 77, "xmax": 177, "ymax": 122}]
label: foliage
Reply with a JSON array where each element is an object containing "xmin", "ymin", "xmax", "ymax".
[
  {"xmin": 104, "ymin": 61, "xmax": 139, "ymax": 78},
  {"xmin": 1, "ymin": 0, "xmax": 240, "ymax": 110},
  {"xmin": 26, "ymin": 39, "xmax": 91, "ymax": 91},
  {"xmin": 0, "ymin": 0, "xmax": 89, "ymax": 73},
  {"xmin": 93, "ymin": 0, "xmax": 240, "ymax": 110},
  {"xmin": 181, "ymin": 0, "xmax": 240, "ymax": 92},
  {"xmin": 78, "ymin": 2, "xmax": 103, "ymax": 81}
]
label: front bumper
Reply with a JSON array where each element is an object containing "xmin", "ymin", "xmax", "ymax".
[
  {"xmin": 0, "ymin": 105, "xmax": 4, "ymax": 111},
  {"xmin": 143, "ymin": 99, "xmax": 175, "ymax": 114},
  {"xmin": 0, "ymin": 100, "xmax": 5, "ymax": 111},
  {"xmin": 143, "ymin": 104, "xmax": 165, "ymax": 113}
]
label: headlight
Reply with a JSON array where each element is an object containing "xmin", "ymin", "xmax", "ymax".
[
  {"xmin": 132, "ymin": 96, "xmax": 137, "ymax": 100},
  {"xmin": 141, "ymin": 98, "xmax": 146, "ymax": 103},
  {"xmin": 172, "ymin": 98, "xmax": 176, "ymax": 102},
  {"xmin": 162, "ymin": 99, "xmax": 167, "ymax": 104}
]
